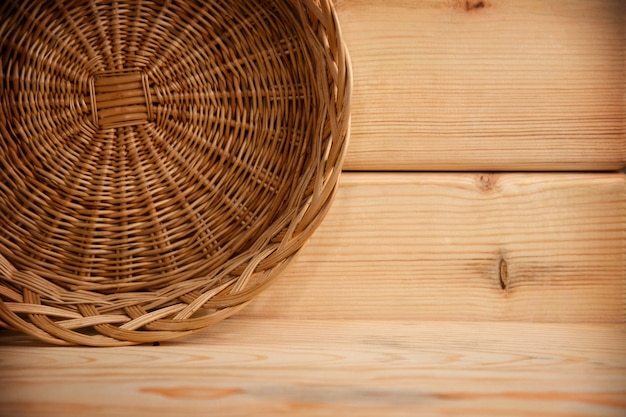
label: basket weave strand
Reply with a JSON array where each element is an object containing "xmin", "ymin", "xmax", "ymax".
[{"xmin": 0, "ymin": 0, "xmax": 351, "ymax": 345}]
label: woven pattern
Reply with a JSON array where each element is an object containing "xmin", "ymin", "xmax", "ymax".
[{"xmin": 0, "ymin": 0, "xmax": 351, "ymax": 345}]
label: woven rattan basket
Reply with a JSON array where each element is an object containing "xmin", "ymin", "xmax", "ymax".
[{"xmin": 0, "ymin": 0, "xmax": 350, "ymax": 346}]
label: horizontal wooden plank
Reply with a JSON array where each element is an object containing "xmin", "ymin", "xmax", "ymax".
[
  {"xmin": 337, "ymin": 0, "xmax": 626, "ymax": 170},
  {"xmin": 1, "ymin": 320, "xmax": 625, "ymax": 417},
  {"xmin": 241, "ymin": 172, "xmax": 626, "ymax": 322}
]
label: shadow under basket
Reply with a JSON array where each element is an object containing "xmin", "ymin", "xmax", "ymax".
[{"xmin": 0, "ymin": 0, "xmax": 351, "ymax": 346}]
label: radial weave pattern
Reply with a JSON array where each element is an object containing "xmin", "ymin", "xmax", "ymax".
[{"xmin": 0, "ymin": 0, "xmax": 351, "ymax": 345}]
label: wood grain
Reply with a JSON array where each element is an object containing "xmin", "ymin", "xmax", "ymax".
[
  {"xmin": 241, "ymin": 172, "xmax": 626, "ymax": 322},
  {"xmin": 336, "ymin": 0, "xmax": 626, "ymax": 170},
  {"xmin": 1, "ymin": 319, "xmax": 625, "ymax": 417}
]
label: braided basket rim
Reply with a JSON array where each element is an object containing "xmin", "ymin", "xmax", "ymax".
[{"xmin": 0, "ymin": 0, "xmax": 351, "ymax": 346}]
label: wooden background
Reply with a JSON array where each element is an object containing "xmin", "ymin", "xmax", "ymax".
[
  {"xmin": 340, "ymin": 0, "xmax": 625, "ymax": 171},
  {"xmin": 244, "ymin": 172, "xmax": 626, "ymax": 323},
  {"xmin": 1, "ymin": 1, "xmax": 625, "ymax": 416}
]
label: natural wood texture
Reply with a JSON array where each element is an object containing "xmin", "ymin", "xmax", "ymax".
[
  {"xmin": 1, "ymin": 319, "xmax": 625, "ymax": 417},
  {"xmin": 242, "ymin": 172, "xmax": 626, "ymax": 322},
  {"xmin": 336, "ymin": 0, "xmax": 626, "ymax": 170}
]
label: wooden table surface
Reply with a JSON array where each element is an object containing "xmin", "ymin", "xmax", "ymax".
[
  {"xmin": 2, "ymin": 320, "xmax": 626, "ymax": 417},
  {"xmin": 1, "ymin": 0, "xmax": 625, "ymax": 416}
]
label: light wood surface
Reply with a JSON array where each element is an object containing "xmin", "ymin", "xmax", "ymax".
[
  {"xmin": 337, "ymin": 0, "xmax": 626, "ymax": 170},
  {"xmin": 243, "ymin": 172, "xmax": 626, "ymax": 322},
  {"xmin": 1, "ymin": 319, "xmax": 625, "ymax": 417}
]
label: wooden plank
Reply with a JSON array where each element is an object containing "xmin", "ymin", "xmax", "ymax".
[
  {"xmin": 1, "ymin": 320, "xmax": 625, "ymax": 417},
  {"xmin": 336, "ymin": 0, "xmax": 626, "ymax": 170},
  {"xmin": 242, "ymin": 172, "xmax": 626, "ymax": 322}
]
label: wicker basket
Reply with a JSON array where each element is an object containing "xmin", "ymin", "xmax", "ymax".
[{"xmin": 0, "ymin": 0, "xmax": 351, "ymax": 346}]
